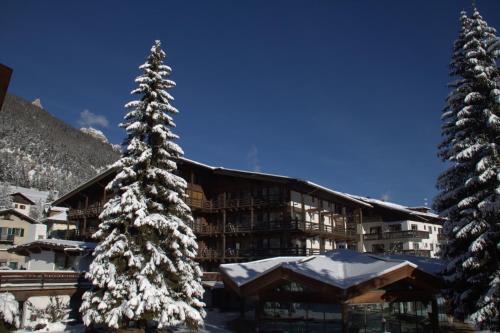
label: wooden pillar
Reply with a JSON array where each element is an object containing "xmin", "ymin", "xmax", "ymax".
[
  {"xmin": 300, "ymin": 193, "xmax": 305, "ymax": 226},
  {"xmin": 65, "ymin": 220, "xmax": 70, "ymax": 240},
  {"xmin": 250, "ymin": 198, "xmax": 254, "ymax": 229},
  {"xmin": 341, "ymin": 302, "xmax": 349, "ymax": 333},
  {"xmin": 222, "ymin": 192, "xmax": 226, "ymax": 263},
  {"xmin": 431, "ymin": 298, "xmax": 439, "ymax": 333}
]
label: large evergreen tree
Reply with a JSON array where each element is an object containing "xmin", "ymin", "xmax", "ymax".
[
  {"xmin": 80, "ymin": 40, "xmax": 205, "ymax": 330},
  {"xmin": 435, "ymin": 7, "xmax": 499, "ymax": 329}
]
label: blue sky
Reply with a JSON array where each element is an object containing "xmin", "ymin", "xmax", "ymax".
[{"xmin": 1, "ymin": 1, "xmax": 499, "ymax": 206}]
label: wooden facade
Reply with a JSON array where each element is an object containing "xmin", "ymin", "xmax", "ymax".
[{"xmin": 51, "ymin": 159, "xmax": 369, "ymax": 271}]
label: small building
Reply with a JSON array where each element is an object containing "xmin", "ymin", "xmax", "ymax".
[
  {"xmin": 0, "ymin": 209, "xmax": 46, "ymax": 269},
  {"xmin": 41, "ymin": 207, "xmax": 77, "ymax": 239},
  {"xmin": 220, "ymin": 250, "xmax": 444, "ymax": 333},
  {"xmin": 8, "ymin": 239, "xmax": 95, "ymax": 271},
  {"xmin": 10, "ymin": 192, "xmax": 36, "ymax": 216}
]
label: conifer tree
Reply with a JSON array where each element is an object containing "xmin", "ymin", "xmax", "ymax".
[
  {"xmin": 435, "ymin": 7, "xmax": 499, "ymax": 329},
  {"xmin": 80, "ymin": 40, "xmax": 205, "ymax": 331}
]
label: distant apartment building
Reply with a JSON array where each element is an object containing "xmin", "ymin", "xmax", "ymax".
[
  {"xmin": 354, "ymin": 197, "xmax": 445, "ymax": 258},
  {"xmin": 0, "ymin": 208, "xmax": 46, "ymax": 269}
]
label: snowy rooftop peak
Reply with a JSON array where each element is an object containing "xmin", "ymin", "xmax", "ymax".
[{"xmin": 31, "ymin": 98, "xmax": 43, "ymax": 109}]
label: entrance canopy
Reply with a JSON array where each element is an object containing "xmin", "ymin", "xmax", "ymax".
[{"xmin": 220, "ymin": 250, "xmax": 444, "ymax": 303}]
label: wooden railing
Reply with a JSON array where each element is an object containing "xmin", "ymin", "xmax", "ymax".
[
  {"xmin": 196, "ymin": 247, "xmax": 322, "ymax": 260},
  {"xmin": 185, "ymin": 195, "xmax": 286, "ymax": 211},
  {"xmin": 67, "ymin": 204, "xmax": 104, "ymax": 219},
  {"xmin": 363, "ymin": 230, "xmax": 429, "ymax": 241},
  {"xmin": 0, "ymin": 271, "xmax": 87, "ymax": 290},
  {"xmin": 0, "ymin": 270, "xmax": 223, "ymax": 290}
]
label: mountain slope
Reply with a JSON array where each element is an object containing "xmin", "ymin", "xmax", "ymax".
[{"xmin": 0, "ymin": 94, "xmax": 121, "ymax": 194}]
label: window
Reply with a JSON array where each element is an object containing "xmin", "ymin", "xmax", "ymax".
[
  {"xmin": 20, "ymin": 205, "xmax": 26, "ymax": 210},
  {"xmin": 411, "ymin": 224, "xmax": 418, "ymax": 230},
  {"xmin": 414, "ymin": 242, "xmax": 420, "ymax": 250},
  {"xmin": 430, "ymin": 244, "xmax": 434, "ymax": 251},
  {"xmin": 388, "ymin": 224, "xmax": 401, "ymax": 232},
  {"xmin": 8, "ymin": 262, "xmax": 18, "ymax": 270},
  {"xmin": 370, "ymin": 226, "xmax": 382, "ymax": 234},
  {"xmin": 55, "ymin": 252, "xmax": 67, "ymax": 270},
  {"xmin": 423, "ymin": 225, "xmax": 427, "ymax": 230}
]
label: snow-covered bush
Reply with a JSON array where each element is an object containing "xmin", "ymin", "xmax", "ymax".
[{"xmin": 0, "ymin": 293, "xmax": 20, "ymax": 328}]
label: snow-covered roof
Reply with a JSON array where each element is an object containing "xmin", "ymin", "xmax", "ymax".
[
  {"xmin": 370, "ymin": 253, "xmax": 445, "ymax": 275},
  {"xmin": 41, "ymin": 207, "xmax": 69, "ymax": 223},
  {"xmin": 346, "ymin": 195, "xmax": 442, "ymax": 222},
  {"xmin": 9, "ymin": 238, "xmax": 96, "ymax": 254},
  {"xmin": 220, "ymin": 249, "xmax": 444, "ymax": 290},
  {"xmin": 8, "ymin": 185, "xmax": 50, "ymax": 204}
]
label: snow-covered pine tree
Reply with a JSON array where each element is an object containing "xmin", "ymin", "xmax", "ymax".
[
  {"xmin": 80, "ymin": 40, "xmax": 205, "ymax": 331},
  {"xmin": 435, "ymin": 7, "xmax": 499, "ymax": 330}
]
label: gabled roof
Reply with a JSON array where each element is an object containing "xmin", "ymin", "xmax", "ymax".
[
  {"xmin": 51, "ymin": 166, "xmax": 117, "ymax": 206},
  {"xmin": 220, "ymin": 249, "xmax": 444, "ymax": 297},
  {"xmin": 8, "ymin": 185, "xmax": 50, "ymax": 204},
  {"xmin": 0, "ymin": 208, "xmax": 39, "ymax": 224},
  {"xmin": 10, "ymin": 192, "xmax": 36, "ymax": 205}
]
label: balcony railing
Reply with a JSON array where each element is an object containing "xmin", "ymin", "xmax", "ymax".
[
  {"xmin": 0, "ymin": 271, "xmax": 87, "ymax": 291},
  {"xmin": 363, "ymin": 230, "xmax": 429, "ymax": 241},
  {"xmin": 0, "ymin": 234, "xmax": 15, "ymax": 243},
  {"xmin": 196, "ymin": 247, "xmax": 323, "ymax": 260},
  {"xmin": 185, "ymin": 195, "xmax": 286, "ymax": 211},
  {"xmin": 67, "ymin": 204, "xmax": 104, "ymax": 219},
  {"xmin": 190, "ymin": 220, "xmax": 356, "ymax": 239},
  {"xmin": 0, "ymin": 271, "xmax": 222, "ymax": 291}
]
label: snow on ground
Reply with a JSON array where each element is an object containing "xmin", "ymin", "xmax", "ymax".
[
  {"xmin": 14, "ymin": 311, "xmax": 240, "ymax": 332},
  {"xmin": 15, "ymin": 322, "xmax": 85, "ymax": 333}
]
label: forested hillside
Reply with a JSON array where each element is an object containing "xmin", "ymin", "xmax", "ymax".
[{"xmin": 0, "ymin": 94, "xmax": 121, "ymax": 195}]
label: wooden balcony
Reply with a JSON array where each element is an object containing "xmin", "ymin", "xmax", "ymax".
[
  {"xmin": 185, "ymin": 195, "xmax": 286, "ymax": 211},
  {"xmin": 190, "ymin": 220, "xmax": 356, "ymax": 240},
  {"xmin": 363, "ymin": 230, "xmax": 429, "ymax": 241},
  {"xmin": 67, "ymin": 204, "xmax": 104, "ymax": 219}
]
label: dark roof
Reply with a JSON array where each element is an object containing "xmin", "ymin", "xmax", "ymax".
[{"xmin": 52, "ymin": 158, "xmax": 373, "ymax": 208}]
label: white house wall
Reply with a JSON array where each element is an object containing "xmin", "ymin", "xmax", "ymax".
[{"xmin": 27, "ymin": 251, "xmax": 55, "ymax": 270}]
